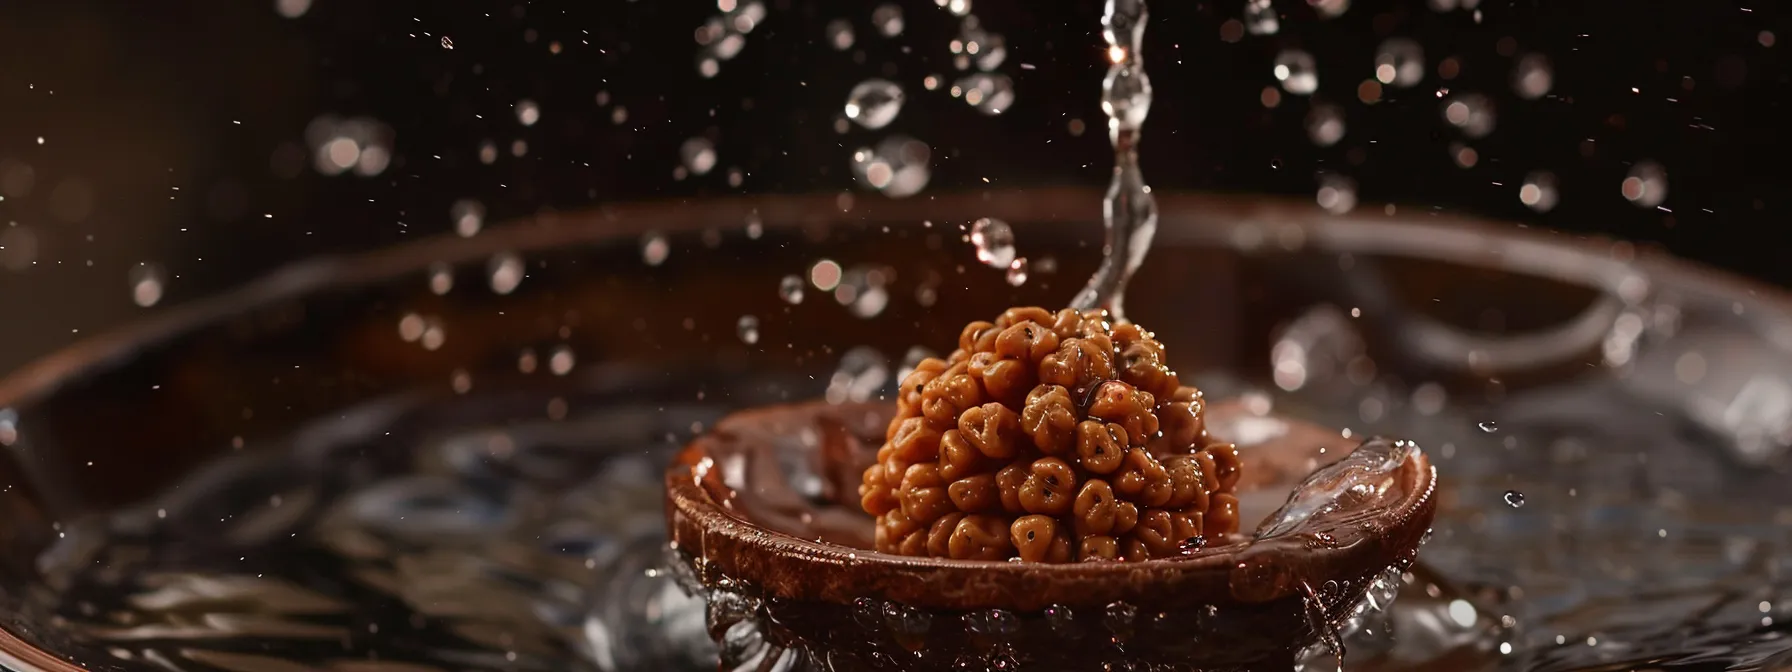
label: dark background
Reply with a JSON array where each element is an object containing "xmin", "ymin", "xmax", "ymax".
[{"xmin": 0, "ymin": 0, "xmax": 1785, "ymax": 373}]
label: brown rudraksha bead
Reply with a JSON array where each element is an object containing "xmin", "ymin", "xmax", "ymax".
[{"xmin": 859, "ymin": 307, "xmax": 1246, "ymax": 562}]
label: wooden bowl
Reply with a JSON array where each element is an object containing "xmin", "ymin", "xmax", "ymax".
[{"xmin": 665, "ymin": 397, "xmax": 1437, "ymax": 671}]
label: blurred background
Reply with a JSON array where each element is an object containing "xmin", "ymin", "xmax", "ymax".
[{"xmin": 0, "ymin": 0, "xmax": 1784, "ymax": 374}]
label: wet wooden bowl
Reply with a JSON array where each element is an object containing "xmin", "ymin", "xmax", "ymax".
[{"xmin": 666, "ymin": 398, "xmax": 1437, "ymax": 671}]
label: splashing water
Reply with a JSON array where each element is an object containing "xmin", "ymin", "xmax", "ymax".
[
  {"xmin": 777, "ymin": 275, "xmax": 804, "ymax": 305},
  {"xmin": 969, "ymin": 217, "xmax": 1016, "ymax": 268},
  {"xmin": 850, "ymin": 136, "xmax": 931, "ymax": 198},
  {"xmin": 844, "ymin": 79, "xmax": 904, "ymax": 130},
  {"xmin": 1521, "ymin": 170, "xmax": 1560, "ymax": 212},
  {"xmin": 951, "ymin": 73, "xmax": 1015, "ymax": 116},
  {"xmin": 826, "ymin": 347, "xmax": 890, "ymax": 404},
  {"xmin": 825, "ymin": 19, "xmax": 854, "ymax": 51},
  {"xmin": 451, "ymin": 199, "xmax": 485, "ymax": 238},
  {"xmin": 1274, "ymin": 50, "xmax": 1320, "ymax": 95},
  {"xmin": 1256, "ymin": 437, "xmax": 1419, "ymax": 539},
  {"xmin": 641, "ymin": 232, "xmax": 671, "ymax": 267},
  {"xmin": 1316, "ymin": 173, "xmax": 1358, "ymax": 214},
  {"xmin": 1070, "ymin": 0, "xmax": 1157, "ymax": 321},
  {"xmin": 1623, "ymin": 160, "xmax": 1669, "ymax": 207},
  {"xmin": 1442, "ymin": 93, "xmax": 1496, "ymax": 138},
  {"xmin": 1245, "ymin": 0, "xmax": 1279, "ymax": 35},
  {"xmin": 1005, "ymin": 258, "xmax": 1029, "ymax": 287},
  {"xmin": 1374, "ymin": 38, "xmax": 1425, "ymax": 88},
  {"xmin": 1306, "ymin": 103, "xmax": 1346, "ymax": 147},
  {"xmin": 1512, "ymin": 53, "xmax": 1554, "ymax": 99},
  {"xmin": 736, "ymin": 316, "xmax": 760, "ymax": 345},
  {"xmin": 680, "ymin": 138, "xmax": 718, "ymax": 176},
  {"xmin": 487, "ymin": 253, "xmax": 524, "ymax": 295},
  {"xmin": 835, "ymin": 266, "xmax": 890, "ymax": 319},
  {"xmin": 515, "ymin": 99, "xmax": 541, "ymax": 127},
  {"xmin": 871, "ymin": 4, "xmax": 903, "ymax": 37},
  {"xmin": 128, "ymin": 264, "xmax": 166, "ymax": 308}
]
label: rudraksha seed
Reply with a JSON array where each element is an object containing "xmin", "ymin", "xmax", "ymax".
[{"xmin": 859, "ymin": 307, "xmax": 1245, "ymax": 561}]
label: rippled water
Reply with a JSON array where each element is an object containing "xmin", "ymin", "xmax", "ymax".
[
  {"xmin": 17, "ymin": 361, "xmax": 1792, "ymax": 671},
  {"xmin": 27, "ymin": 387, "xmax": 719, "ymax": 672}
]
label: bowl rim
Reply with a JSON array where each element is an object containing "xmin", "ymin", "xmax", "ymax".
[
  {"xmin": 663, "ymin": 399, "xmax": 1438, "ymax": 612},
  {"xmin": 6, "ymin": 188, "xmax": 1790, "ymax": 411}
]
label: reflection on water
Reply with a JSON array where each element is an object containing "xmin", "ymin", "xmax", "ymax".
[
  {"xmin": 31, "ymin": 392, "xmax": 719, "ymax": 672},
  {"xmin": 18, "ymin": 341, "xmax": 1792, "ymax": 672}
]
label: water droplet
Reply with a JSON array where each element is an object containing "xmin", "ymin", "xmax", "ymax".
[
  {"xmin": 1306, "ymin": 102, "xmax": 1345, "ymax": 147},
  {"xmin": 680, "ymin": 137, "xmax": 717, "ymax": 176},
  {"xmin": 827, "ymin": 347, "xmax": 890, "ymax": 404},
  {"xmin": 1101, "ymin": 66, "xmax": 1151, "ymax": 130},
  {"xmin": 1309, "ymin": 0, "xmax": 1350, "ymax": 18},
  {"xmin": 427, "ymin": 263, "xmax": 454, "ymax": 295},
  {"xmin": 1245, "ymin": 0, "xmax": 1279, "ymax": 34},
  {"xmin": 1257, "ymin": 437, "xmax": 1419, "ymax": 539},
  {"xmin": 898, "ymin": 345, "xmax": 937, "ymax": 380},
  {"xmin": 130, "ymin": 264, "xmax": 165, "ymax": 307},
  {"xmin": 826, "ymin": 19, "xmax": 855, "ymax": 50},
  {"xmin": 850, "ymin": 136, "xmax": 932, "ymax": 198},
  {"xmin": 1451, "ymin": 142, "xmax": 1480, "ymax": 169},
  {"xmin": 306, "ymin": 116, "xmax": 394, "ymax": 177},
  {"xmin": 1503, "ymin": 490, "xmax": 1525, "ymax": 508},
  {"xmin": 398, "ymin": 313, "xmax": 425, "ymax": 342},
  {"xmin": 1103, "ymin": 0, "xmax": 1147, "ymax": 49},
  {"xmin": 422, "ymin": 321, "xmax": 446, "ymax": 350},
  {"xmin": 642, "ymin": 233, "xmax": 671, "ymax": 266},
  {"xmin": 1177, "ymin": 536, "xmax": 1208, "ymax": 554},
  {"xmin": 811, "ymin": 259, "xmax": 843, "ymax": 291},
  {"xmin": 548, "ymin": 346, "xmax": 575, "ymax": 376},
  {"xmin": 1005, "ymin": 257, "xmax": 1029, "ymax": 287},
  {"xmin": 725, "ymin": 0, "xmax": 766, "ymax": 32},
  {"xmin": 1274, "ymin": 50, "xmax": 1319, "ymax": 95},
  {"xmin": 1512, "ymin": 53, "xmax": 1553, "ymax": 99},
  {"xmin": 1622, "ymin": 161, "xmax": 1667, "ymax": 207},
  {"xmin": 940, "ymin": 0, "xmax": 972, "ymax": 17},
  {"xmin": 1520, "ymin": 171, "xmax": 1559, "ymax": 212},
  {"xmin": 953, "ymin": 73, "xmax": 1016, "ymax": 115},
  {"xmin": 515, "ymin": 100, "xmax": 541, "ymax": 127},
  {"xmin": 1442, "ymin": 93, "xmax": 1496, "ymax": 138},
  {"xmin": 845, "ymin": 79, "xmax": 904, "ymax": 130},
  {"xmin": 970, "ymin": 218, "xmax": 1017, "ymax": 268},
  {"xmin": 1478, "ymin": 420, "xmax": 1498, "ymax": 433},
  {"xmin": 778, "ymin": 275, "xmax": 805, "ymax": 304},
  {"xmin": 488, "ymin": 253, "xmax": 524, "ymax": 295},
  {"xmin": 835, "ymin": 266, "xmax": 890, "ymax": 319},
  {"xmin": 872, "ymin": 4, "xmax": 904, "ymax": 37},
  {"xmin": 451, "ymin": 199, "xmax": 485, "ymax": 237},
  {"xmin": 737, "ymin": 315, "xmax": 761, "ymax": 345},
  {"xmin": 275, "ymin": 0, "xmax": 312, "ymax": 19},
  {"xmin": 955, "ymin": 22, "xmax": 1007, "ymax": 71},
  {"xmin": 1316, "ymin": 173, "xmax": 1357, "ymax": 214},
  {"xmin": 1374, "ymin": 38, "xmax": 1425, "ymax": 87},
  {"xmin": 1103, "ymin": 601, "xmax": 1137, "ymax": 634}
]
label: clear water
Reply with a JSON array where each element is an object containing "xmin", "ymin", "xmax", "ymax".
[
  {"xmin": 18, "ymin": 345, "xmax": 1792, "ymax": 671},
  {"xmin": 1071, "ymin": 0, "xmax": 1157, "ymax": 320},
  {"xmin": 6, "ymin": 0, "xmax": 1789, "ymax": 670}
]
